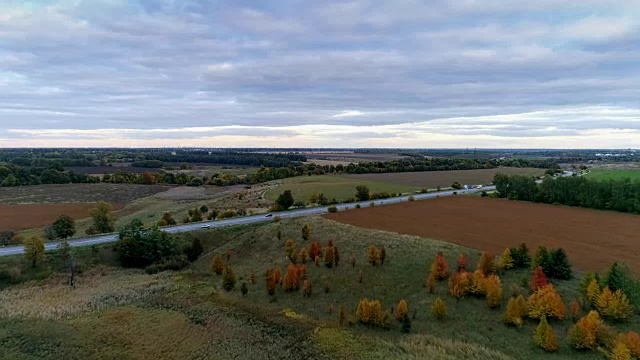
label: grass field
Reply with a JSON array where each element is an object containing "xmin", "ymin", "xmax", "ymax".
[
  {"xmin": 584, "ymin": 168, "xmax": 640, "ymax": 181},
  {"xmin": 342, "ymin": 167, "xmax": 544, "ymax": 188},
  {"xmin": 326, "ymin": 196, "xmax": 640, "ymax": 273},
  {"xmin": 264, "ymin": 175, "xmax": 420, "ymax": 203},
  {"xmin": 1, "ymin": 213, "xmax": 638, "ymax": 359}
]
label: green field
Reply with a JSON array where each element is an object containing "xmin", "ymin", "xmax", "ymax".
[
  {"xmin": 584, "ymin": 168, "xmax": 640, "ymax": 181},
  {"xmin": 1, "ymin": 214, "xmax": 635, "ymax": 359},
  {"xmin": 264, "ymin": 175, "xmax": 420, "ymax": 203}
]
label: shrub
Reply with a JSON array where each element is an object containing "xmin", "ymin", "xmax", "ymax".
[
  {"xmin": 533, "ymin": 317, "xmax": 558, "ymax": 352},
  {"xmin": 499, "ymin": 248, "xmax": 513, "ymax": 270},
  {"xmin": 327, "ymin": 205, "xmax": 338, "ymax": 213},
  {"xmin": 431, "ymin": 297, "xmax": 447, "ymax": 320},
  {"xmin": 333, "ymin": 245, "xmax": 340, "ymax": 267},
  {"xmin": 324, "ymin": 246, "xmax": 335, "ymax": 268},
  {"xmin": 596, "ymin": 288, "xmax": 633, "ymax": 321},
  {"xmin": 426, "ymin": 273, "xmax": 436, "ymax": 294},
  {"xmin": 368, "ymin": 244, "xmax": 380, "ymax": 266},
  {"xmin": 619, "ymin": 331, "xmax": 640, "ymax": 358},
  {"xmin": 355, "ymin": 204, "xmax": 361, "ymax": 209},
  {"xmin": 395, "ymin": 299, "xmax": 409, "ymax": 321},
  {"xmin": 323, "ymin": 281, "xmax": 331, "ymax": 293},
  {"xmin": 272, "ymin": 215, "xmax": 281, "ymax": 222},
  {"xmin": 430, "ymin": 252, "xmax": 449, "ymax": 280},
  {"xmin": 611, "ymin": 340, "xmax": 632, "ymax": 360},
  {"xmin": 266, "ymin": 270, "xmax": 277, "ymax": 295},
  {"xmin": 570, "ymin": 299, "xmax": 581, "ymax": 320},
  {"xmin": 532, "ymin": 246, "xmax": 551, "ymax": 274},
  {"xmin": 303, "ymin": 280, "xmax": 312, "ymax": 297},
  {"xmin": 530, "ymin": 266, "xmax": 549, "ymax": 293},
  {"xmin": 569, "ymin": 311, "xmax": 611, "ymax": 350},
  {"xmin": 356, "ymin": 298, "xmax": 384, "ymax": 327},
  {"xmin": 457, "ymin": 253, "xmax": 468, "ymax": 272},
  {"xmin": 476, "ymin": 252, "xmax": 496, "ymax": 275},
  {"xmin": 369, "ymin": 201, "xmax": 375, "ymax": 207},
  {"xmin": 379, "ymin": 246, "xmax": 386, "ymax": 265},
  {"xmin": 241, "ymin": 282, "xmax": 248, "ymax": 297},
  {"xmin": 401, "ymin": 313, "xmax": 412, "ymax": 333},
  {"xmin": 503, "ymin": 295, "xmax": 527, "ymax": 327},
  {"xmin": 301, "ymin": 224, "xmax": 311, "ymax": 241},
  {"xmin": 222, "ymin": 266, "xmax": 236, "ymax": 291},
  {"xmin": 299, "ymin": 247, "xmax": 308, "ymax": 263},
  {"xmin": 144, "ymin": 254, "xmax": 189, "ymax": 274},
  {"xmin": 485, "ymin": 275, "xmax": 503, "ymax": 309},
  {"xmin": 184, "ymin": 237, "xmax": 204, "ymax": 262},
  {"xmin": 548, "ymin": 248, "xmax": 572, "ymax": 279},
  {"xmin": 408, "ymin": 195, "xmax": 415, "ymax": 201},
  {"xmin": 528, "ymin": 284, "xmax": 567, "ymax": 320},
  {"xmin": 212, "ymin": 255, "xmax": 224, "ymax": 275},
  {"xmin": 510, "ymin": 243, "xmax": 531, "ymax": 268}
]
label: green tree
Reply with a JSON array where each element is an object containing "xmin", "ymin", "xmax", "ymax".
[
  {"xmin": 532, "ymin": 246, "xmax": 551, "ymax": 273},
  {"xmin": 451, "ymin": 182, "xmax": 463, "ymax": 190},
  {"xmin": 401, "ymin": 313, "xmax": 412, "ymax": 333},
  {"xmin": 223, "ymin": 266, "xmax": 236, "ymax": 291},
  {"xmin": 191, "ymin": 207, "xmax": 203, "ymax": 222},
  {"xmin": 199, "ymin": 205, "xmax": 209, "ymax": 215},
  {"xmin": 275, "ymin": 190, "xmax": 295, "ymax": 210},
  {"xmin": 90, "ymin": 202, "xmax": 115, "ymax": 234},
  {"xmin": 604, "ymin": 262, "xmax": 626, "ymax": 292},
  {"xmin": 317, "ymin": 193, "xmax": 328, "ymax": 206},
  {"xmin": 52, "ymin": 215, "xmax": 76, "ymax": 239},
  {"xmin": 548, "ymin": 248, "xmax": 572, "ymax": 279},
  {"xmin": 355, "ymin": 185, "xmax": 370, "ymax": 201},
  {"xmin": 24, "ymin": 236, "xmax": 45, "ymax": 268}
]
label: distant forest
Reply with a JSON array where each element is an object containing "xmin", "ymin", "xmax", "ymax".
[{"xmin": 494, "ymin": 173, "xmax": 640, "ymax": 214}]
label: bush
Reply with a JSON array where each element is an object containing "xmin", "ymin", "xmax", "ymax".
[
  {"xmin": 217, "ymin": 209, "xmax": 237, "ymax": 219},
  {"xmin": 356, "ymin": 298, "xmax": 384, "ymax": 327},
  {"xmin": 114, "ymin": 220, "xmax": 182, "ymax": 268},
  {"xmin": 431, "ymin": 297, "xmax": 447, "ymax": 320},
  {"xmin": 355, "ymin": 204, "xmax": 361, "ymax": 209},
  {"xmin": 303, "ymin": 280, "xmax": 312, "ymax": 297},
  {"xmin": 272, "ymin": 215, "xmax": 281, "ymax": 222},
  {"xmin": 430, "ymin": 252, "xmax": 449, "ymax": 280},
  {"xmin": 212, "ymin": 255, "xmax": 224, "ymax": 275},
  {"xmin": 510, "ymin": 243, "xmax": 531, "ymax": 268},
  {"xmin": 547, "ymin": 248, "xmax": 572, "ymax": 279},
  {"xmin": 595, "ymin": 288, "xmax": 633, "ymax": 321},
  {"xmin": 619, "ymin": 331, "xmax": 640, "ymax": 358},
  {"xmin": 145, "ymin": 254, "xmax": 189, "ymax": 274},
  {"xmin": 408, "ymin": 195, "xmax": 415, "ymax": 201},
  {"xmin": 611, "ymin": 340, "xmax": 632, "ymax": 360},
  {"xmin": 369, "ymin": 201, "xmax": 375, "ymax": 207},
  {"xmin": 400, "ymin": 313, "xmax": 411, "ymax": 333},
  {"xmin": 367, "ymin": 244, "xmax": 380, "ymax": 266},
  {"xmin": 503, "ymin": 295, "xmax": 527, "ymax": 327},
  {"xmin": 327, "ymin": 205, "xmax": 338, "ymax": 213},
  {"xmin": 396, "ymin": 299, "xmax": 408, "ymax": 321},
  {"xmin": 527, "ymin": 284, "xmax": 567, "ymax": 320},
  {"xmin": 426, "ymin": 273, "xmax": 436, "ymax": 294},
  {"xmin": 323, "ymin": 246, "xmax": 335, "ymax": 268},
  {"xmin": 485, "ymin": 275, "xmax": 503, "ymax": 309},
  {"xmin": 476, "ymin": 252, "xmax": 496, "ymax": 275},
  {"xmin": 183, "ymin": 237, "xmax": 204, "ymax": 262},
  {"xmin": 222, "ymin": 266, "xmax": 236, "ymax": 291},
  {"xmin": 533, "ymin": 317, "xmax": 558, "ymax": 352}
]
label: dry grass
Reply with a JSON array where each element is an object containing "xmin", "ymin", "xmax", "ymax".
[{"xmin": 0, "ymin": 267, "xmax": 173, "ymax": 319}]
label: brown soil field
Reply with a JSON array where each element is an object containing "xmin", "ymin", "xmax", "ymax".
[
  {"xmin": 341, "ymin": 167, "xmax": 543, "ymax": 187},
  {"xmin": 0, "ymin": 183, "xmax": 170, "ymax": 204},
  {"xmin": 0, "ymin": 203, "xmax": 125, "ymax": 231},
  {"xmin": 326, "ymin": 196, "xmax": 640, "ymax": 273}
]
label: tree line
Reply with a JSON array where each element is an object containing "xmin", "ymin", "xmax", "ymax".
[
  {"xmin": 0, "ymin": 163, "xmax": 98, "ymax": 187},
  {"xmin": 494, "ymin": 173, "xmax": 640, "ymax": 214}
]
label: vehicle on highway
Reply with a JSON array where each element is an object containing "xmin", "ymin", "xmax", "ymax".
[
  {"xmin": 265, "ymin": 213, "xmax": 273, "ymax": 217},
  {"xmin": 200, "ymin": 224, "xmax": 210, "ymax": 228}
]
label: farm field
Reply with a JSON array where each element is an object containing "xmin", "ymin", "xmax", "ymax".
[
  {"xmin": 0, "ymin": 183, "xmax": 170, "ymax": 204},
  {"xmin": 264, "ymin": 175, "xmax": 419, "ymax": 203},
  {"xmin": 0, "ymin": 203, "xmax": 125, "ymax": 232},
  {"xmin": 342, "ymin": 167, "xmax": 544, "ymax": 188},
  {"xmin": 584, "ymin": 168, "xmax": 640, "ymax": 181},
  {"xmin": 326, "ymin": 196, "xmax": 640, "ymax": 273}
]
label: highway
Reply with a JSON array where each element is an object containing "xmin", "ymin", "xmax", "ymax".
[{"xmin": 0, "ymin": 186, "xmax": 493, "ymax": 257}]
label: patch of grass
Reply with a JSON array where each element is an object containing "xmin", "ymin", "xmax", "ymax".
[
  {"xmin": 584, "ymin": 168, "xmax": 640, "ymax": 181},
  {"xmin": 264, "ymin": 175, "xmax": 419, "ymax": 203}
]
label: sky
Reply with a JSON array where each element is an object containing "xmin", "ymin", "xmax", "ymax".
[{"xmin": 1, "ymin": 0, "xmax": 640, "ymax": 148}]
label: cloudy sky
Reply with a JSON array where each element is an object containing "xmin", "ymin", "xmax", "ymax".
[{"xmin": 1, "ymin": 0, "xmax": 639, "ymax": 148}]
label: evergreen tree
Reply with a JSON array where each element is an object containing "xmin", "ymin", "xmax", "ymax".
[
  {"xmin": 401, "ymin": 313, "xmax": 411, "ymax": 333},
  {"xmin": 548, "ymin": 248, "xmax": 572, "ymax": 279}
]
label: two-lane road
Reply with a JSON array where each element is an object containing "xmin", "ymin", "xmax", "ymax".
[{"xmin": 0, "ymin": 186, "xmax": 493, "ymax": 257}]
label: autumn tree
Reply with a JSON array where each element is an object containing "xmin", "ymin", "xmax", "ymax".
[
  {"xmin": 426, "ymin": 273, "xmax": 436, "ymax": 294},
  {"xmin": 158, "ymin": 212, "xmax": 176, "ymax": 226},
  {"xmin": 596, "ymin": 288, "xmax": 633, "ymax": 321},
  {"xmin": 586, "ymin": 279, "xmax": 602, "ymax": 305},
  {"xmin": 266, "ymin": 270, "xmax": 277, "ymax": 295},
  {"xmin": 619, "ymin": 331, "xmax": 640, "ymax": 358},
  {"xmin": 430, "ymin": 252, "xmax": 449, "ymax": 280},
  {"xmin": 457, "ymin": 253, "xmax": 468, "ymax": 272},
  {"xmin": 303, "ymin": 279, "xmax": 312, "ymax": 297},
  {"xmin": 52, "ymin": 215, "xmax": 76, "ymax": 240},
  {"xmin": 570, "ymin": 299, "xmax": 581, "ymax": 320},
  {"xmin": 241, "ymin": 282, "xmax": 248, "ymax": 297},
  {"xmin": 503, "ymin": 295, "xmax": 527, "ymax": 327},
  {"xmin": 449, "ymin": 272, "xmax": 466, "ymax": 301},
  {"xmin": 23, "ymin": 236, "xmax": 45, "ymax": 268},
  {"xmin": 309, "ymin": 240, "xmax": 321, "ymax": 260},
  {"xmin": 527, "ymin": 284, "xmax": 567, "ymax": 320},
  {"xmin": 396, "ymin": 299, "xmax": 408, "ymax": 321},
  {"xmin": 476, "ymin": 252, "xmax": 496, "ymax": 275},
  {"xmin": 611, "ymin": 340, "xmax": 632, "ymax": 360},
  {"xmin": 222, "ymin": 266, "xmax": 236, "ymax": 291},
  {"xmin": 300, "ymin": 247, "xmax": 308, "ymax": 263},
  {"xmin": 367, "ymin": 244, "xmax": 380, "ymax": 266},
  {"xmin": 283, "ymin": 263, "xmax": 300, "ymax": 292},
  {"xmin": 379, "ymin": 246, "xmax": 386, "ymax": 265},
  {"xmin": 315, "ymin": 255, "xmax": 320, "ymax": 266},
  {"xmin": 431, "ymin": 297, "xmax": 447, "ymax": 320},
  {"xmin": 533, "ymin": 317, "xmax": 558, "ymax": 352},
  {"xmin": 90, "ymin": 201, "xmax": 115, "ymax": 234},
  {"xmin": 485, "ymin": 275, "xmax": 503, "ymax": 309},
  {"xmin": 356, "ymin": 298, "xmax": 383, "ymax": 326},
  {"xmin": 339, "ymin": 306, "xmax": 346, "ymax": 325},
  {"xmin": 469, "ymin": 270, "xmax": 487, "ymax": 296},
  {"xmin": 212, "ymin": 254, "xmax": 224, "ymax": 275},
  {"xmin": 302, "ymin": 224, "xmax": 311, "ymax": 241},
  {"xmin": 333, "ymin": 245, "xmax": 340, "ymax": 267},
  {"xmin": 499, "ymin": 248, "xmax": 513, "ymax": 270},
  {"xmin": 324, "ymin": 245, "xmax": 335, "ymax": 268},
  {"xmin": 273, "ymin": 267, "xmax": 282, "ymax": 286},
  {"xmin": 569, "ymin": 311, "xmax": 611, "ymax": 350},
  {"xmin": 285, "ymin": 239, "xmax": 296, "ymax": 260},
  {"xmin": 530, "ymin": 266, "xmax": 549, "ymax": 292}
]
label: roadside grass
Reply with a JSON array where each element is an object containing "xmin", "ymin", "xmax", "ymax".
[
  {"xmin": 584, "ymin": 168, "xmax": 640, "ymax": 181},
  {"xmin": 264, "ymin": 175, "xmax": 419, "ymax": 203}
]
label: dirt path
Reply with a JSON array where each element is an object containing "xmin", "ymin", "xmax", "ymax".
[{"xmin": 326, "ymin": 196, "xmax": 640, "ymax": 273}]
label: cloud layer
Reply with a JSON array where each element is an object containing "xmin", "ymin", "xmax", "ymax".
[{"xmin": 1, "ymin": 0, "xmax": 639, "ymax": 148}]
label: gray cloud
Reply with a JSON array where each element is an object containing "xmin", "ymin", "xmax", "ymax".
[{"xmin": 0, "ymin": 0, "xmax": 639, "ymax": 147}]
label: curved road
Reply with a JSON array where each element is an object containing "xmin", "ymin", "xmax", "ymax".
[{"xmin": 0, "ymin": 186, "xmax": 492, "ymax": 257}]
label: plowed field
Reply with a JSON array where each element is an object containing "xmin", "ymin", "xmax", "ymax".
[
  {"xmin": 0, "ymin": 203, "xmax": 124, "ymax": 231},
  {"xmin": 326, "ymin": 196, "xmax": 640, "ymax": 273}
]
